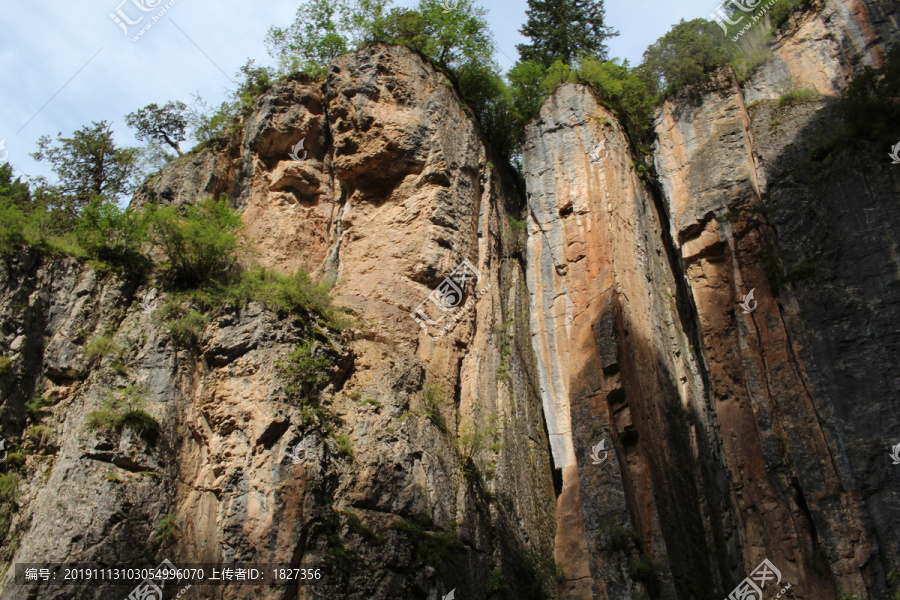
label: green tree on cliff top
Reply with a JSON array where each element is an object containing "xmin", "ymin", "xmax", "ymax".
[{"xmin": 516, "ymin": 0, "xmax": 618, "ymax": 68}]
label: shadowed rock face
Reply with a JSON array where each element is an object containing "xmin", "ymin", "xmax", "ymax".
[
  {"xmin": 1, "ymin": 0, "xmax": 899, "ymax": 597},
  {"xmin": 518, "ymin": 0, "xmax": 899, "ymax": 598}
]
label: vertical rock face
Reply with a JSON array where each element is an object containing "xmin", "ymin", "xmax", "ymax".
[
  {"xmin": 523, "ymin": 84, "xmax": 715, "ymax": 600},
  {"xmin": 518, "ymin": 0, "xmax": 899, "ymax": 598},
  {"xmin": 740, "ymin": 0, "xmax": 898, "ymax": 104},
  {"xmin": 0, "ymin": 45, "xmax": 556, "ymax": 600},
  {"xmin": 1, "ymin": 0, "xmax": 899, "ymax": 597}
]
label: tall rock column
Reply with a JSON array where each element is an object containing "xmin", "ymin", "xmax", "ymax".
[
  {"xmin": 523, "ymin": 83, "xmax": 731, "ymax": 600},
  {"xmin": 654, "ymin": 67, "xmax": 873, "ymax": 598}
]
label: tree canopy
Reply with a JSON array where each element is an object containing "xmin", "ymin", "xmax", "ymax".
[
  {"xmin": 516, "ymin": 0, "xmax": 618, "ymax": 68},
  {"xmin": 265, "ymin": 0, "xmax": 391, "ymax": 78},
  {"xmin": 641, "ymin": 18, "xmax": 731, "ymax": 96},
  {"xmin": 126, "ymin": 101, "xmax": 189, "ymax": 156},
  {"xmin": 30, "ymin": 121, "xmax": 138, "ymax": 214}
]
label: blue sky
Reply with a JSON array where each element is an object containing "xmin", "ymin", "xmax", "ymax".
[{"xmin": 0, "ymin": 0, "xmax": 714, "ymax": 181}]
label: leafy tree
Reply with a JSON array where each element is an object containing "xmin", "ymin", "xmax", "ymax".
[
  {"xmin": 377, "ymin": 0, "xmax": 495, "ymax": 72},
  {"xmin": 517, "ymin": 0, "xmax": 618, "ymax": 68},
  {"xmin": 125, "ymin": 101, "xmax": 189, "ymax": 156},
  {"xmin": 0, "ymin": 199, "xmax": 26, "ymax": 258},
  {"xmin": 30, "ymin": 121, "xmax": 138, "ymax": 215},
  {"xmin": 0, "ymin": 163, "xmax": 31, "ymax": 209},
  {"xmin": 265, "ymin": 0, "xmax": 391, "ymax": 78},
  {"xmin": 579, "ymin": 57, "xmax": 656, "ymax": 145},
  {"xmin": 233, "ymin": 60, "xmax": 276, "ymax": 115},
  {"xmin": 186, "ymin": 61, "xmax": 276, "ymax": 149},
  {"xmin": 641, "ymin": 18, "xmax": 731, "ymax": 96},
  {"xmin": 507, "ymin": 60, "xmax": 550, "ymax": 127},
  {"xmin": 145, "ymin": 197, "xmax": 244, "ymax": 287}
]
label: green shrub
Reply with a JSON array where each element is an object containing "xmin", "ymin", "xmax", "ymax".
[
  {"xmin": 507, "ymin": 59, "xmax": 549, "ymax": 143},
  {"xmin": 160, "ymin": 266, "xmax": 342, "ymax": 344},
  {"xmin": 777, "ymin": 88, "xmax": 819, "ymax": 107},
  {"xmin": 322, "ymin": 508, "xmax": 359, "ymax": 577},
  {"xmin": 641, "ymin": 19, "xmax": 730, "ymax": 97},
  {"xmin": 627, "ymin": 553, "xmax": 662, "ymax": 597},
  {"xmin": 166, "ymin": 310, "xmax": 209, "ymax": 346},
  {"xmin": 510, "ymin": 217, "xmax": 526, "ymax": 231},
  {"xmin": 74, "ymin": 199, "xmax": 147, "ymax": 265},
  {"xmin": 0, "ymin": 200, "xmax": 26, "ymax": 259},
  {"xmin": 83, "ymin": 334, "xmax": 120, "ymax": 361},
  {"xmin": 0, "ymin": 473, "xmax": 19, "ymax": 550},
  {"xmin": 335, "ymin": 434, "xmax": 353, "ymax": 457},
  {"xmin": 338, "ymin": 509, "xmax": 385, "ymax": 545},
  {"xmin": 421, "ymin": 382, "xmax": 447, "ymax": 431},
  {"xmin": 86, "ymin": 386, "xmax": 160, "ymax": 444},
  {"xmin": 277, "ymin": 341, "xmax": 333, "ymax": 404},
  {"xmin": 0, "ymin": 356, "xmax": 11, "ymax": 376},
  {"xmin": 731, "ymin": 25, "xmax": 774, "ymax": 82},
  {"xmin": 503, "ymin": 546, "xmax": 562, "ymax": 600},
  {"xmin": 25, "ymin": 425, "xmax": 52, "ymax": 445},
  {"xmin": 147, "ymin": 512, "xmax": 178, "ymax": 560},
  {"xmin": 4, "ymin": 453, "xmax": 25, "ymax": 471},
  {"xmin": 220, "ymin": 268, "xmax": 338, "ymax": 322},
  {"xmin": 609, "ymin": 526, "xmax": 641, "ymax": 552},
  {"xmin": 145, "ymin": 197, "xmax": 244, "ymax": 287},
  {"xmin": 768, "ymin": 0, "xmax": 810, "ymax": 28},
  {"xmin": 485, "ymin": 567, "xmax": 510, "ymax": 598},
  {"xmin": 389, "ymin": 513, "xmax": 463, "ymax": 567},
  {"xmin": 493, "ymin": 319, "xmax": 512, "ymax": 334}
]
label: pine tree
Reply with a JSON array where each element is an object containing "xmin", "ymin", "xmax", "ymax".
[{"xmin": 516, "ymin": 0, "xmax": 618, "ymax": 67}]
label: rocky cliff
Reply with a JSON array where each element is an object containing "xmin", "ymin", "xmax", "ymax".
[{"xmin": 0, "ymin": 0, "xmax": 899, "ymax": 598}]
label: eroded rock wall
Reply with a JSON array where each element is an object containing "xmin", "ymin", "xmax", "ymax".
[
  {"xmin": 0, "ymin": 45, "xmax": 556, "ymax": 600},
  {"xmin": 519, "ymin": 0, "xmax": 900, "ymax": 598},
  {"xmin": 741, "ymin": 0, "xmax": 899, "ymax": 104}
]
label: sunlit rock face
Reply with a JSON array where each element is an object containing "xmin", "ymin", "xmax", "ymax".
[
  {"xmin": 0, "ymin": 44, "xmax": 556, "ymax": 600},
  {"xmin": 2, "ymin": 0, "xmax": 900, "ymax": 596}
]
